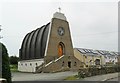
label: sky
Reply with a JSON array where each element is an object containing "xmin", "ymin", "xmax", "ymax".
[{"xmin": 0, "ymin": 0, "xmax": 119, "ymax": 56}]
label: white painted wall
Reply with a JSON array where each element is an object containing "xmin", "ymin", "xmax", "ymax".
[
  {"xmin": 101, "ymin": 55, "xmax": 106, "ymax": 65},
  {"xmin": 114, "ymin": 56, "xmax": 118, "ymax": 64},
  {"xmin": 104, "ymin": 55, "xmax": 118, "ymax": 64},
  {"xmin": 18, "ymin": 59, "xmax": 44, "ymax": 72},
  {"xmin": 112, "ymin": 56, "xmax": 118, "ymax": 64}
]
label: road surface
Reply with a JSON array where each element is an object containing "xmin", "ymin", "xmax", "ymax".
[
  {"xmin": 12, "ymin": 72, "xmax": 119, "ymax": 83},
  {"xmin": 107, "ymin": 76, "xmax": 120, "ymax": 81},
  {"xmin": 79, "ymin": 72, "xmax": 119, "ymax": 81},
  {"xmin": 12, "ymin": 71, "xmax": 78, "ymax": 81}
]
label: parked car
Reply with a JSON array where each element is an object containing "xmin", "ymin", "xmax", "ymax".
[{"xmin": 0, "ymin": 78, "xmax": 7, "ymax": 83}]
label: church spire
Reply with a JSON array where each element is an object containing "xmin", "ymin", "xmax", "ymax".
[{"xmin": 53, "ymin": 8, "xmax": 67, "ymax": 21}]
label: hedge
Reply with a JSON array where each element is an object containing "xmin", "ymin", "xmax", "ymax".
[
  {"xmin": 1, "ymin": 43, "xmax": 12, "ymax": 83},
  {"xmin": 78, "ymin": 65, "xmax": 120, "ymax": 78}
]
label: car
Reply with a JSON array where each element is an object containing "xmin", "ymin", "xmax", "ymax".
[{"xmin": 0, "ymin": 78, "xmax": 7, "ymax": 83}]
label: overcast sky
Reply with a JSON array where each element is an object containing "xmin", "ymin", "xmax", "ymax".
[{"xmin": 0, "ymin": 0, "xmax": 119, "ymax": 56}]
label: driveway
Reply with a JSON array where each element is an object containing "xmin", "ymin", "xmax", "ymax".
[{"xmin": 12, "ymin": 71, "xmax": 78, "ymax": 81}]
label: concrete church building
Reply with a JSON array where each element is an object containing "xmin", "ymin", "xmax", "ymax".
[{"xmin": 18, "ymin": 12, "xmax": 83, "ymax": 73}]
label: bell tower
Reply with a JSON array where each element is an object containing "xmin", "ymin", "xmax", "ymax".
[{"xmin": 44, "ymin": 11, "xmax": 74, "ymax": 64}]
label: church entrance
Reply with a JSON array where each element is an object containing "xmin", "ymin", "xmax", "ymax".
[
  {"xmin": 68, "ymin": 61, "xmax": 71, "ymax": 68},
  {"xmin": 58, "ymin": 42, "xmax": 65, "ymax": 57}
]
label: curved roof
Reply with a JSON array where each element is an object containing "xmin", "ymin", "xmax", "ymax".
[{"xmin": 20, "ymin": 23, "xmax": 50, "ymax": 60}]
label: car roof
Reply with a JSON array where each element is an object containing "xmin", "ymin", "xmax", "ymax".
[{"xmin": 0, "ymin": 78, "xmax": 6, "ymax": 81}]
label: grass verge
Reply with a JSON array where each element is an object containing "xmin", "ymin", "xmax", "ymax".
[
  {"xmin": 64, "ymin": 75, "xmax": 80, "ymax": 80},
  {"xmin": 10, "ymin": 64, "xmax": 18, "ymax": 72}
]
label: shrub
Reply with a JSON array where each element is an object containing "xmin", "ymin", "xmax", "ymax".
[
  {"xmin": 78, "ymin": 65, "xmax": 120, "ymax": 79},
  {"xmin": 1, "ymin": 43, "xmax": 12, "ymax": 83},
  {"xmin": 9, "ymin": 56, "xmax": 19, "ymax": 65},
  {"xmin": 78, "ymin": 70, "xmax": 86, "ymax": 78}
]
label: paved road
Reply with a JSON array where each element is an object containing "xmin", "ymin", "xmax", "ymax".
[
  {"xmin": 12, "ymin": 72, "xmax": 120, "ymax": 83},
  {"xmin": 78, "ymin": 72, "xmax": 119, "ymax": 81},
  {"xmin": 12, "ymin": 71, "xmax": 78, "ymax": 81},
  {"xmin": 107, "ymin": 76, "xmax": 120, "ymax": 81}
]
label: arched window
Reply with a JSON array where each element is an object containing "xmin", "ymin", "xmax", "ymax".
[{"xmin": 58, "ymin": 42, "xmax": 65, "ymax": 57}]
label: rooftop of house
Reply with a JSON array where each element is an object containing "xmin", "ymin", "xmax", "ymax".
[{"xmin": 75, "ymin": 48, "xmax": 119, "ymax": 57}]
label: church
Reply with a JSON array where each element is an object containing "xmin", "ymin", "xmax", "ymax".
[
  {"xmin": 18, "ymin": 11, "xmax": 83, "ymax": 73},
  {"xmin": 18, "ymin": 11, "xmax": 119, "ymax": 73}
]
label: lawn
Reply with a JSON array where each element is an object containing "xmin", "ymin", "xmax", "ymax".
[
  {"xmin": 64, "ymin": 75, "xmax": 80, "ymax": 80},
  {"xmin": 10, "ymin": 64, "xmax": 18, "ymax": 72}
]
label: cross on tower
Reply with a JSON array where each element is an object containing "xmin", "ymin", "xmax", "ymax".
[{"xmin": 58, "ymin": 7, "xmax": 61, "ymax": 13}]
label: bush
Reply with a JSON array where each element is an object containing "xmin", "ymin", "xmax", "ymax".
[
  {"xmin": 78, "ymin": 65, "xmax": 120, "ymax": 79},
  {"xmin": 78, "ymin": 70, "xmax": 86, "ymax": 78},
  {"xmin": 9, "ymin": 56, "xmax": 19, "ymax": 65},
  {"xmin": 88, "ymin": 67, "xmax": 100, "ymax": 76},
  {"xmin": 1, "ymin": 43, "xmax": 12, "ymax": 83},
  {"xmin": 114, "ymin": 65, "xmax": 120, "ymax": 72},
  {"xmin": 100, "ymin": 66, "xmax": 107, "ymax": 74}
]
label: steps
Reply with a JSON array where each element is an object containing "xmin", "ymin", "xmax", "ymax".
[
  {"xmin": 36, "ymin": 55, "xmax": 84, "ymax": 73},
  {"xmin": 36, "ymin": 62, "xmax": 44, "ymax": 73},
  {"xmin": 36, "ymin": 55, "xmax": 65, "ymax": 73}
]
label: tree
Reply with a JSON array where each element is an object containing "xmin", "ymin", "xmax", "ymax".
[
  {"xmin": 10, "ymin": 56, "xmax": 19, "ymax": 65},
  {"xmin": 1, "ymin": 42, "xmax": 12, "ymax": 83}
]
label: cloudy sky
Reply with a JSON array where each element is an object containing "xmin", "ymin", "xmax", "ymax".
[{"xmin": 0, "ymin": 0, "xmax": 119, "ymax": 56}]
